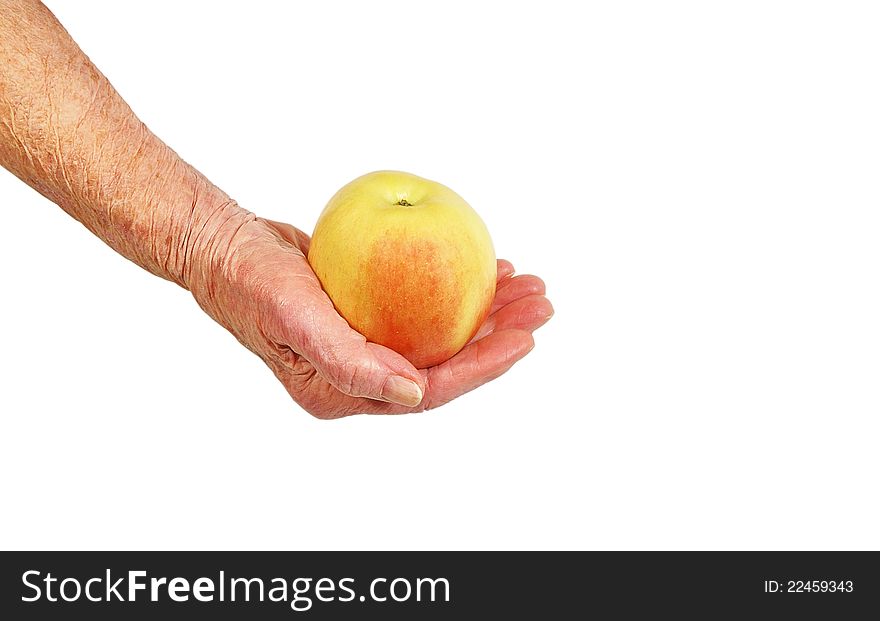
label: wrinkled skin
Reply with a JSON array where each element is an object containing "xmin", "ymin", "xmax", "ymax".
[{"xmin": 191, "ymin": 214, "xmax": 553, "ymax": 418}]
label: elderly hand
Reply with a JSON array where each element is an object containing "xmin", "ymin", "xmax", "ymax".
[{"xmin": 188, "ymin": 214, "xmax": 553, "ymax": 419}]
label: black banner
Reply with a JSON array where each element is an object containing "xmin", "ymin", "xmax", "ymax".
[{"xmin": 1, "ymin": 552, "xmax": 877, "ymax": 618}]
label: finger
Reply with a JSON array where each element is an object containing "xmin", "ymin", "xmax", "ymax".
[
  {"xmin": 496, "ymin": 259, "xmax": 515, "ymax": 282},
  {"xmin": 491, "ymin": 274, "xmax": 546, "ymax": 314},
  {"xmin": 279, "ymin": 290, "xmax": 425, "ymax": 408},
  {"xmin": 263, "ymin": 218, "xmax": 312, "ymax": 254},
  {"xmin": 421, "ymin": 329, "xmax": 535, "ymax": 410},
  {"xmin": 312, "ymin": 328, "xmax": 536, "ymax": 417},
  {"xmin": 269, "ymin": 356, "xmax": 417, "ymax": 420},
  {"xmin": 471, "ymin": 294, "xmax": 554, "ymax": 342}
]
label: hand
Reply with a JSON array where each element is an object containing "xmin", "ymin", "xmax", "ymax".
[{"xmin": 190, "ymin": 214, "xmax": 553, "ymax": 419}]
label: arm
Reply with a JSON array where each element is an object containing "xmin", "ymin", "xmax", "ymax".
[
  {"xmin": 0, "ymin": 0, "xmax": 246, "ymax": 287},
  {"xmin": 0, "ymin": 1, "xmax": 552, "ymax": 418}
]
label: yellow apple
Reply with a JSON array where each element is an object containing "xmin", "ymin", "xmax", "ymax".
[{"xmin": 308, "ymin": 171, "xmax": 496, "ymax": 368}]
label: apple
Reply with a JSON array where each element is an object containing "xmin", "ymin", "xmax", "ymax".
[{"xmin": 308, "ymin": 171, "xmax": 496, "ymax": 368}]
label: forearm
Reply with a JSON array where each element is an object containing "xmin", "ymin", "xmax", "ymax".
[{"xmin": 0, "ymin": 0, "xmax": 250, "ymax": 287}]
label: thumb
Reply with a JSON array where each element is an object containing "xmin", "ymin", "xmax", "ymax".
[
  {"xmin": 292, "ymin": 298, "xmax": 425, "ymax": 407},
  {"xmin": 260, "ymin": 221, "xmax": 425, "ymax": 408}
]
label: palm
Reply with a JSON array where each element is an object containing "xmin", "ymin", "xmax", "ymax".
[{"xmin": 252, "ymin": 219, "xmax": 552, "ymax": 418}]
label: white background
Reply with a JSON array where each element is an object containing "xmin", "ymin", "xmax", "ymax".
[{"xmin": 1, "ymin": 1, "xmax": 878, "ymax": 550}]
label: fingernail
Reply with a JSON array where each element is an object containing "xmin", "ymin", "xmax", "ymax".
[{"xmin": 381, "ymin": 376, "xmax": 423, "ymax": 407}]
